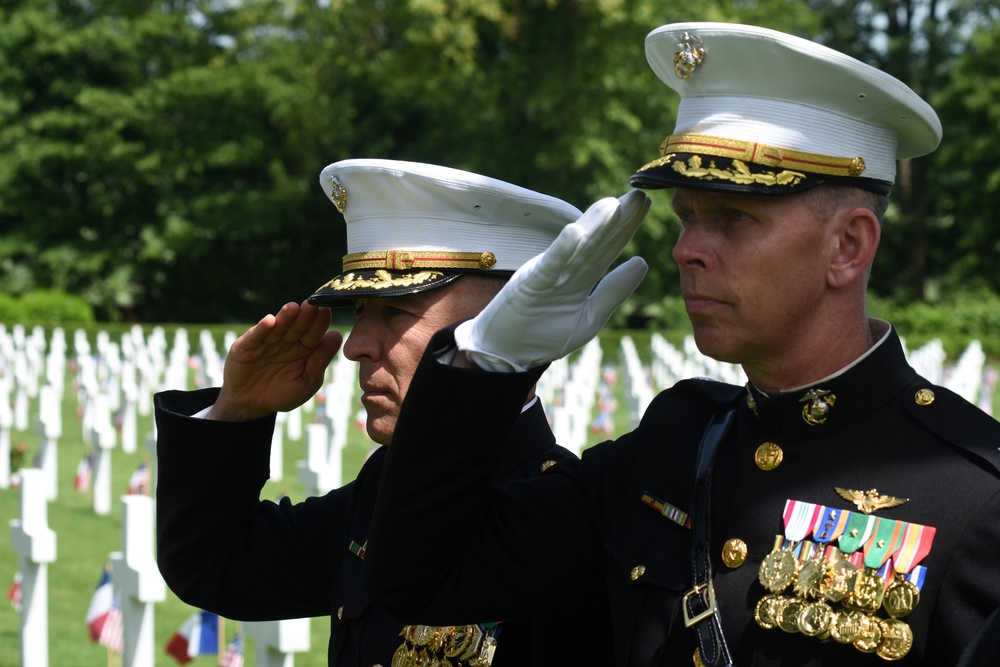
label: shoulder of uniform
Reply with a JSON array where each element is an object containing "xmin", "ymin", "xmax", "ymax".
[
  {"xmin": 902, "ymin": 381, "xmax": 1000, "ymax": 477},
  {"xmin": 640, "ymin": 377, "xmax": 743, "ymax": 421},
  {"xmin": 677, "ymin": 376, "xmax": 744, "ymax": 404}
]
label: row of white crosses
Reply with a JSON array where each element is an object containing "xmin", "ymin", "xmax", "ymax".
[
  {"xmin": 2, "ymin": 323, "xmax": 319, "ymax": 666},
  {"xmin": 0, "ymin": 325, "xmax": 64, "ymax": 492},
  {"xmin": 537, "ymin": 338, "xmax": 605, "ymax": 456},
  {"xmin": 10, "ymin": 468, "xmax": 312, "ymax": 667},
  {"xmin": 625, "ymin": 333, "xmax": 995, "ymax": 422},
  {"xmin": 297, "ymin": 352, "xmax": 359, "ymax": 496}
]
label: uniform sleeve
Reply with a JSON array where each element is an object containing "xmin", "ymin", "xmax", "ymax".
[
  {"xmin": 154, "ymin": 388, "xmax": 347, "ymax": 621},
  {"xmin": 363, "ymin": 327, "xmax": 609, "ymax": 625},
  {"xmin": 926, "ymin": 485, "xmax": 1000, "ymax": 663}
]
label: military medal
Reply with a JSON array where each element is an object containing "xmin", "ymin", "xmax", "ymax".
[
  {"xmin": 754, "ymin": 497, "xmax": 937, "ymax": 662},
  {"xmin": 777, "ymin": 599, "xmax": 803, "ymax": 634},
  {"xmin": 875, "ymin": 618, "xmax": 914, "ymax": 660},
  {"xmin": 794, "ymin": 555, "xmax": 826, "ymax": 598},
  {"xmin": 845, "ymin": 570, "xmax": 886, "ymax": 613},
  {"xmin": 797, "ymin": 600, "xmax": 834, "ymax": 637},
  {"xmin": 852, "ymin": 614, "xmax": 884, "ymax": 653},
  {"xmin": 392, "ymin": 643, "xmax": 413, "ymax": 667},
  {"xmin": 830, "ymin": 609, "xmax": 866, "ymax": 644},
  {"xmin": 821, "ymin": 557, "xmax": 857, "ymax": 603},
  {"xmin": 443, "ymin": 625, "xmax": 484, "ymax": 660},
  {"xmin": 395, "ymin": 623, "xmax": 499, "ymax": 667},
  {"xmin": 883, "ymin": 577, "xmax": 920, "ymax": 618},
  {"xmin": 754, "ymin": 593, "xmax": 785, "ymax": 630},
  {"xmin": 759, "ymin": 547, "xmax": 797, "ymax": 593}
]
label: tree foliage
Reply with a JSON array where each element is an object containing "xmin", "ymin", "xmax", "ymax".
[{"xmin": 0, "ymin": 0, "xmax": 997, "ymax": 324}]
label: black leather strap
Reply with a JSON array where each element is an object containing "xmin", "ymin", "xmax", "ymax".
[{"xmin": 684, "ymin": 406, "xmax": 737, "ymax": 667}]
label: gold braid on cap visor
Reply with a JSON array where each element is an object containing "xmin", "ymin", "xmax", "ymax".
[
  {"xmin": 637, "ymin": 133, "xmax": 867, "ymax": 186},
  {"xmin": 342, "ymin": 250, "xmax": 497, "ymax": 271}
]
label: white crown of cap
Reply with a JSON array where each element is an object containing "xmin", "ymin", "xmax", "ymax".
[
  {"xmin": 319, "ymin": 158, "xmax": 582, "ymax": 272},
  {"xmin": 645, "ymin": 22, "xmax": 943, "ymax": 185}
]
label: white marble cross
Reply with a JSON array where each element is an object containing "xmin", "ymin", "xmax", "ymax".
[
  {"xmin": 244, "ymin": 618, "xmax": 311, "ymax": 667},
  {"xmin": 110, "ymin": 495, "xmax": 167, "ymax": 667},
  {"xmin": 9, "ymin": 468, "xmax": 57, "ymax": 667}
]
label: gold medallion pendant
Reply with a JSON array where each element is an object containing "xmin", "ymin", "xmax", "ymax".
[
  {"xmin": 883, "ymin": 577, "xmax": 921, "ymax": 618},
  {"xmin": 394, "ymin": 624, "xmax": 497, "ymax": 667},
  {"xmin": 829, "ymin": 609, "xmax": 866, "ymax": 644},
  {"xmin": 758, "ymin": 548, "xmax": 797, "ymax": 593},
  {"xmin": 852, "ymin": 614, "xmax": 884, "ymax": 654},
  {"xmin": 845, "ymin": 571, "xmax": 886, "ymax": 613},
  {"xmin": 796, "ymin": 601, "xmax": 834, "ymax": 637},
  {"xmin": 777, "ymin": 599, "xmax": 804, "ymax": 634},
  {"xmin": 754, "ymin": 594, "xmax": 786, "ymax": 630},
  {"xmin": 392, "ymin": 643, "xmax": 414, "ymax": 667},
  {"xmin": 821, "ymin": 558, "xmax": 857, "ymax": 603},
  {"xmin": 875, "ymin": 618, "xmax": 914, "ymax": 661},
  {"xmin": 793, "ymin": 557, "xmax": 826, "ymax": 598}
]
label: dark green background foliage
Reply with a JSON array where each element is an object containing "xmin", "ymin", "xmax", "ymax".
[{"xmin": 1, "ymin": 0, "xmax": 999, "ymax": 325}]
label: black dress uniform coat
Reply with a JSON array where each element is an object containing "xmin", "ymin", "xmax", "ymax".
[
  {"xmin": 364, "ymin": 323, "xmax": 1000, "ymax": 666},
  {"xmin": 154, "ymin": 388, "xmax": 614, "ymax": 666}
]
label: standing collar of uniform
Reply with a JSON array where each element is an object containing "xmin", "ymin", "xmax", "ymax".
[{"xmin": 744, "ymin": 320, "xmax": 916, "ymax": 439}]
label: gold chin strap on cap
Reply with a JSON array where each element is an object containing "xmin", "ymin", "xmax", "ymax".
[
  {"xmin": 655, "ymin": 133, "xmax": 867, "ymax": 177},
  {"xmin": 342, "ymin": 250, "xmax": 497, "ymax": 272}
]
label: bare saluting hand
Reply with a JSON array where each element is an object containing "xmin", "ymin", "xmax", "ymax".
[{"xmin": 206, "ymin": 300, "xmax": 344, "ymax": 422}]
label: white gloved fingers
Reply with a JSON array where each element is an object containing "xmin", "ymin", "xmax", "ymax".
[
  {"xmin": 582, "ymin": 256, "xmax": 648, "ymax": 328},
  {"xmin": 520, "ymin": 190, "xmax": 649, "ymax": 294},
  {"xmin": 602, "ymin": 190, "xmax": 651, "ymax": 257},
  {"xmin": 563, "ymin": 190, "xmax": 649, "ymax": 283},
  {"xmin": 556, "ymin": 256, "xmax": 648, "ymax": 357},
  {"xmin": 451, "ymin": 190, "xmax": 652, "ymax": 373}
]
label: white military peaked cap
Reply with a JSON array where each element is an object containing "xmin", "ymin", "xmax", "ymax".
[
  {"xmin": 309, "ymin": 159, "xmax": 582, "ymax": 306},
  {"xmin": 630, "ymin": 22, "xmax": 943, "ymax": 195}
]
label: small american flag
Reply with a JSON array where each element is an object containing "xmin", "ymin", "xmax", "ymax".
[
  {"xmin": 219, "ymin": 629, "xmax": 244, "ymax": 667},
  {"xmin": 74, "ymin": 453, "xmax": 93, "ymax": 492},
  {"xmin": 98, "ymin": 592, "xmax": 124, "ymax": 654},
  {"xmin": 126, "ymin": 460, "xmax": 150, "ymax": 495},
  {"xmin": 7, "ymin": 572, "xmax": 21, "ymax": 612}
]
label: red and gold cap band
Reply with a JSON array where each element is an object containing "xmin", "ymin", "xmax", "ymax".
[
  {"xmin": 656, "ymin": 134, "xmax": 866, "ymax": 178},
  {"xmin": 341, "ymin": 250, "xmax": 497, "ymax": 272}
]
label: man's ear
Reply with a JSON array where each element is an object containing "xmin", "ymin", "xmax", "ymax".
[{"xmin": 827, "ymin": 207, "xmax": 880, "ymax": 288}]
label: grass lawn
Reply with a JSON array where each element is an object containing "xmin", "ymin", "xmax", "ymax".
[{"xmin": 0, "ymin": 330, "xmax": 377, "ymax": 667}]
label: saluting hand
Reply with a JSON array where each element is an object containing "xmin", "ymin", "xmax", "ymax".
[
  {"xmin": 454, "ymin": 189, "xmax": 650, "ymax": 372},
  {"xmin": 207, "ymin": 300, "xmax": 343, "ymax": 421}
]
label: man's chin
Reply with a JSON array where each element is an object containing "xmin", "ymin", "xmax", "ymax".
[{"xmin": 365, "ymin": 417, "xmax": 395, "ymax": 446}]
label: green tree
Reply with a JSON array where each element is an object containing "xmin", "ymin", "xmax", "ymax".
[
  {"xmin": 928, "ymin": 17, "xmax": 1000, "ymax": 297},
  {"xmin": 801, "ymin": 0, "xmax": 1000, "ymax": 302},
  {"xmin": 2, "ymin": 0, "xmax": 997, "ymax": 323},
  {"xmin": 0, "ymin": 0, "xmax": 343, "ymax": 322}
]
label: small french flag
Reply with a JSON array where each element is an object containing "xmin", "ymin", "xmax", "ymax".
[
  {"xmin": 85, "ymin": 566, "xmax": 114, "ymax": 642},
  {"xmin": 165, "ymin": 610, "xmax": 219, "ymax": 664}
]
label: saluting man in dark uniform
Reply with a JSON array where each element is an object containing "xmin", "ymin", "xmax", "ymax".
[
  {"xmin": 362, "ymin": 24, "xmax": 1000, "ymax": 667},
  {"xmin": 154, "ymin": 159, "xmax": 631, "ymax": 666}
]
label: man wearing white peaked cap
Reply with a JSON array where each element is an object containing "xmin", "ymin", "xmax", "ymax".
[
  {"xmin": 362, "ymin": 23, "xmax": 1000, "ymax": 667},
  {"xmin": 153, "ymin": 158, "xmax": 649, "ymax": 666}
]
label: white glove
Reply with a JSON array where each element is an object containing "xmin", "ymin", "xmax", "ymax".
[{"xmin": 454, "ymin": 189, "xmax": 650, "ymax": 372}]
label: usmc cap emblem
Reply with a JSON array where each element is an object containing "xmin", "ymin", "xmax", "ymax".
[
  {"xmin": 328, "ymin": 175, "xmax": 347, "ymax": 214},
  {"xmin": 673, "ymin": 31, "xmax": 706, "ymax": 79}
]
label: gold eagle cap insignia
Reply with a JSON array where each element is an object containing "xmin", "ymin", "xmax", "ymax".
[{"xmin": 835, "ymin": 487, "xmax": 909, "ymax": 514}]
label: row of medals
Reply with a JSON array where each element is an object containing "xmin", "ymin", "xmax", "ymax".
[
  {"xmin": 754, "ymin": 540, "xmax": 918, "ymax": 661},
  {"xmin": 391, "ymin": 624, "xmax": 497, "ymax": 667}
]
